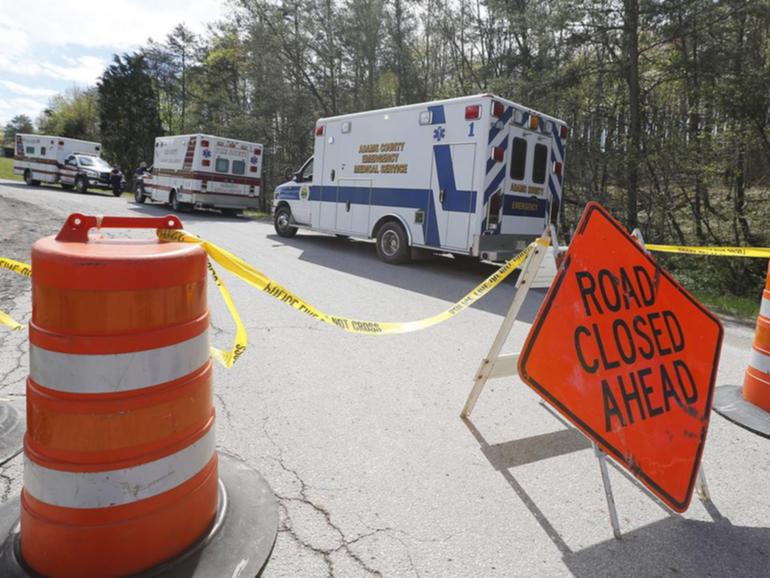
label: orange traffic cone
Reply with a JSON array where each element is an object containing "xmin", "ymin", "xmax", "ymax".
[{"xmin": 714, "ymin": 262, "xmax": 770, "ymax": 437}]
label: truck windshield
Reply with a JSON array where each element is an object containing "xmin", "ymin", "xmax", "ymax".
[{"xmin": 78, "ymin": 156, "xmax": 111, "ymax": 171}]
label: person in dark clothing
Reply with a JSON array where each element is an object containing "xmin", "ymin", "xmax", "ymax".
[{"xmin": 110, "ymin": 167, "xmax": 124, "ymax": 197}]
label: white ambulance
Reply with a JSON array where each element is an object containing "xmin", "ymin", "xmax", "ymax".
[
  {"xmin": 138, "ymin": 134, "xmax": 263, "ymax": 215},
  {"xmin": 272, "ymin": 94, "xmax": 568, "ymax": 264},
  {"xmin": 13, "ymin": 134, "xmax": 115, "ymax": 193}
]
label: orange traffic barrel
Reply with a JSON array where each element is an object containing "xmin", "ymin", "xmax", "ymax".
[
  {"xmin": 714, "ymin": 261, "xmax": 770, "ymax": 438},
  {"xmin": 21, "ymin": 214, "xmax": 217, "ymax": 577}
]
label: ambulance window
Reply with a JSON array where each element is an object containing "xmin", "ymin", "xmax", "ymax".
[
  {"xmin": 26, "ymin": 146, "xmax": 35, "ymax": 154},
  {"xmin": 232, "ymin": 160, "xmax": 245, "ymax": 175},
  {"xmin": 532, "ymin": 144, "xmax": 547, "ymax": 184},
  {"xmin": 215, "ymin": 158, "xmax": 229, "ymax": 173},
  {"xmin": 41, "ymin": 147, "xmax": 46, "ymax": 156},
  {"xmin": 510, "ymin": 138, "xmax": 527, "ymax": 181}
]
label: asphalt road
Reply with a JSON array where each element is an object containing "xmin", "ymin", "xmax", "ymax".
[{"xmin": 0, "ymin": 180, "xmax": 767, "ymax": 577}]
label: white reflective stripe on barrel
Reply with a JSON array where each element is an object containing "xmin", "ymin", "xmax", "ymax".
[
  {"xmin": 749, "ymin": 347, "xmax": 770, "ymax": 374},
  {"xmin": 30, "ymin": 331, "xmax": 210, "ymax": 394},
  {"xmin": 761, "ymin": 297, "xmax": 770, "ymax": 320},
  {"xmin": 24, "ymin": 427, "xmax": 215, "ymax": 509}
]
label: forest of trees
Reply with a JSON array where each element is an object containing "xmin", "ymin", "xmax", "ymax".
[{"xmin": 3, "ymin": 0, "xmax": 769, "ymax": 297}]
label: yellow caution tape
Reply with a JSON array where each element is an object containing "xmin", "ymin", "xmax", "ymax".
[
  {"xmin": 0, "ymin": 258, "xmax": 30, "ymax": 330},
  {"xmin": 647, "ymin": 244, "xmax": 770, "ymax": 259},
  {"xmin": 206, "ymin": 260, "xmax": 248, "ymax": 368},
  {"xmin": 158, "ymin": 229, "xmax": 541, "ymax": 335},
  {"xmin": 0, "ymin": 310, "xmax": 23, "ymax": 331},
  {"xmin": 0, "ymin": 255, "xmax": 247, "ymax": 368}
]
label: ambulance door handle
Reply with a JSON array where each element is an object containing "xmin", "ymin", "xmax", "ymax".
[
  {"xmin": 439, "ymin": 189, "xmax": 446, "ymax": 204},
  {"xmin": 346, "ymin": 200, "xmax": 351, "ymax": 212},
  {"xmin": 331, "ymin": 169, "xmax": 336, "ymax": 182}
]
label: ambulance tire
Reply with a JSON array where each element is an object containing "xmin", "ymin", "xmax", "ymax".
[
  {"xmin": 170, "ymin": 190, "xmax": 188, "ymax": 212},
  {"xmin": 376, "ymin": 221, "xmax": 410, "ymax": 265},
  {"xmin": 274, "ymin": 206, "xmax": 298, "ymax": 238},
  {"xmin": 24, "ymin": 170, "xmax": 40, "ymax": 187},
  {"xmin": 134, "ymin": 186, "xmax": 146, "ymax": 203}
]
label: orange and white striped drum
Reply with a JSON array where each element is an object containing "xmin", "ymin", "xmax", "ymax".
[
  {"xmin": 743, "ymin": 262, "xmax": 770, "ymax": 411},
  {"xmin": 21, "ymin": 214, "xmax": 217, "ymax": 577}
]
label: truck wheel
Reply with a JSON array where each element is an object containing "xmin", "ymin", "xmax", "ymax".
[
  {"xmin": 24, "ymin": 170, "xmax": 40, "ymax": 186},
  {"xmin": 170, "ymin": 190, "xmax": 186, "ymax": 212},
  {"xmin": 134, "ymin": 186, "xmax": 145, "ymax": 203},
  {"xmin": 376, "ymin": 221, "xmax": 410, "ymax": 265},
  {"xmin": 274, "ymin": 206, "xmax": 298, "ymax": 238},
  {"xmin": 74, "ymin": 176, "xmax": 88, "ymax": 194}
]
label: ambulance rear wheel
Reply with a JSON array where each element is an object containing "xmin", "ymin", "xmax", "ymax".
[
  {"xmin": 24, "ymin": 170, "xmax": 39, "ymax": 186},
  {"xmin": 134, "ymin": 186, "xmax": 145, "ymax": 203},
  {"xmin": 170, "ymin": 190, "xmax": 188, "ymax": 212},
  {"xmin": 376, "ymin": 221, "xmax": 410, "ymax": 265},
  {"xmin": 274, "ymin": 206, "xmax": 298, "ymax": 238}
]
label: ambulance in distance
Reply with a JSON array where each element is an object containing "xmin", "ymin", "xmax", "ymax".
[
  {"xmin": 137, "ymin": 134, "xmax": 263, "ymax": 215},
  {"xmin": 13, "ymin": 134, "xmax": 115, "ymax": 193},
  {"xmin": 272, "ymin": 94, "xmax": 568, "ymax": 264}
]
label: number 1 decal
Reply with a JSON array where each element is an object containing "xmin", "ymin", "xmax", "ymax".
[{"xmin": 468, "ymin": 122, "xmax": 475, "ymax": 137}]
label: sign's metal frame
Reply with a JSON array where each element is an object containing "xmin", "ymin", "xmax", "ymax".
[{"xmin": 462, "ymin": 225, "xmax": 713, "ymax": 540}]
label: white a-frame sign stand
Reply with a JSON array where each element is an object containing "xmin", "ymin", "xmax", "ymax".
[{"xmin": 461, "ymin": 226, "xmax": 712, "ymax": 540}]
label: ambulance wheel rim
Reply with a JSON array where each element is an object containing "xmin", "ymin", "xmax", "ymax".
[
  {"xmin": 277, "ymin": 212, "xmax": 290, "ymax": 230},
  {"xmin": 382, "ymin": 230, "xmax": 400, "ymax": 256}
]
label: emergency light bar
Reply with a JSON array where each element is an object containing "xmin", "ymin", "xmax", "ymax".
[
  {"xmin": 315, "ymin": 125, "xmax": 325, "ymax": 137},
  {"xmin": 491, "ymin": 101, "xmax": 505, "ymax": 118},
  {"xmin": 465, "ymin": 105, "xmax": 481, "ymax": 120}
]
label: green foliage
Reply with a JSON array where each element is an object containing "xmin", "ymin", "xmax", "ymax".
[
  {"xmin": 37, "ymin": 87, "xmax": 100, "ymax": 141},
  {"xmin": 2, "ymin": 115, "xmax": 34, "ymax": 145},
  {"xmin": 97, "ymin": 53, "xmax": 162, "ymax": 182}
]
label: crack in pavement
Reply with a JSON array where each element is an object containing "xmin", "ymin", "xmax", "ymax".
[
  {"xmin": 214, "ymin": 392, "xmax": 235, "ymax": 432},
  {"xmin": 261, "ymin": 417, "xmax": 388, "ymax": 577}
]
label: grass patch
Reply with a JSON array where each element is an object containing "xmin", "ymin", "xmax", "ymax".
[
  {"xmin": 690, "ymin": 290, "xmax": 760, "ymax": 321},
  {"xmin": 244, "ymin": 209, "xmax": 272, "ymax": 219},
  {"xmin": 0, "ymin": 157, "xmax": 21, "ymax": 181}
]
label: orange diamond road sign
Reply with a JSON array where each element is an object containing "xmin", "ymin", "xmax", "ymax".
[{"xmin": 518, "ymin": 203, "xmax": 724, "ymax": 512}]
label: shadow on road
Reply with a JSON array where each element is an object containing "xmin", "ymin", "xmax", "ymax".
[
  {"xmin": 462, "ymin": 415, "xmax": 770, "ymax": 577},
  {"xmin": 125, "ymin": 202, "xmax": 255, "ymax": 225},
  {"xmin": 269, "ymin": 232, "xmax": 547, "ymax": 319}
]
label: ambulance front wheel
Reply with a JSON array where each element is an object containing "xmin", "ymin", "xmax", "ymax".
[
  {"xmin": 274, "ymin": 206, "xmax": 298, "ymax": 238},
  {"xmin": 376, "ymin": 221, "xmax": 410, "ymax": 265}
]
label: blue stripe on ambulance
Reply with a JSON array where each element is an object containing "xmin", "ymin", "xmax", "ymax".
[
  {"xmin": 485, "ymin": 134, "xmax": 508, "ymax": 175},
  {"xmin": 433, "ymin": 145, "xmax": 477, "ymax": 211},
  {"xmin": 487, "ymin": 106, "xmax": 513, "ymax": 145},
  {"xmin": 551, "ymin": 124, "xmax": 564, "ymax": 159},
  {"xmin": 428, "ymin": 105, "xmax": 446, "ymax": 124},
  {"xmin": 483, "ymin": 166, "xmax": 506, "ymax": 204},
  {"xmin": 276, "ymin": 185, "xmax": 300, "ymax": 200}
]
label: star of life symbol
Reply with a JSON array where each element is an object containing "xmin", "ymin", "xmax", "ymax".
[
  {"xmin": 433, "ymin": 126, "xmax": 446, "ymax": 142},
  {"xmin": 202, "ymin": 149, "xmax": 212, "ymax": 158},
  {"xmin": 250, "ymin": 156, "xmax": 259, "ymax": 164}
]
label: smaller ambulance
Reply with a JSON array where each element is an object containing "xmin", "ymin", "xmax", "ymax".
[
  {"xmin": 13, "ymin": 134, "xmax": 114, "ymax": 193},
  {"xmin": 272, "ymin": 94, "xmax": 568, "ymax": 264},
  {"xmin": 138, "ymin": 134, "xmax": 263, "ymax": 215}
]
